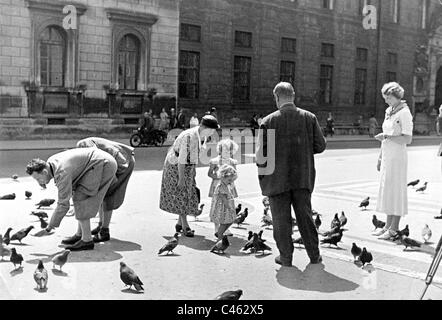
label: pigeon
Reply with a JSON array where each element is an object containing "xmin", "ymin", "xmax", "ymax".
[
  {"xmin": 25, "ymin": 191, "xmax": 32, "ymax": 199},
  {"xmin": 11, "ymin": 174, "xmax": 18, "ymax": 180},
  {"xmin": 247, "ymin": 230, "xmax": 253, "ymax": 241},
  {"xmin": 120, "ymin": 262, "xmax": 144, "ymax": 291},
  {"xmin": 241, "ymin": 232, "xmax": 255, "ymax": 252},
  {"xmin": 191, "ymin": 204, "xmax": 205, "ymax": 221},
  {"xmin": 34, "ymin": 260, "xmax": 48, "ymax": 291},
  {"xmin": 293, "ymin": 236, "xmax": 304, "ymax": 246},
  {"xmin": 319, "ymin": 225, "xmax": 341, "ymax": 237},
  {"xmin": 215, "ymin": 289, "xmax": 243, "ymax": 300},
  {"xmin": 52, "ymin": 250, "xmax": 70, "ymax": 271},
  {"xmin": 320, "ymin": 229, "xmax": 344, "ymax": 247},
  {"xmin": 422, "ymin": 224, "xmax": 432, "ymax": 243},
  {"xmin": 339, "ymin": 211, "xmax": 347, "ymax": 227},
  {"xmin": 158, "ymin": 233, "xmax": 179, "ymax": 255},
  {"xmin": 359, "ymin": 197, "xmax": 370, "ymax": 210},
  {"xmin": 407, "ymin": 179, "xmax": 420, "ymax": 187},
  {"xmin": 351, "ymin": 243, "xmax": 362, "ymax": 260},
  {"xmin": 392, "ymin": 225, "xmax": 410, "ymax": 241},
  {"xmin": 10, "ymin": 248, "xmax": 23, "ymax": 269},
  {"xmin": 10, "ymin": 226, "xmax": 34, "ymax": 244},
  {"xmin": 31, "ymin": 211, "xmax": 49, "ymax": 219},
  {"xmin": 435, "ymin": 208, "xmax": 442, "ymax": 220},
  {"xmin": 38, "ymin": 217, "xmax": 48, "ymax": 229},
  {"xmin": 0, "ymin": 193, "xmax": 16, "ymax": 200},
  {"xmin": 235, "ymin": 204, "xmax": 242, "ymax": 215},
  {"xmin": 314, "ymin": 214, "xmax": 322, "ymax": 229},
  {"xmin": 210, "ymin": 235, "xmax": 230, "ymax": 254},
  {"xmin": 400, "ymin": 236, "xmax": 422, "ymax": 251},
  {"xmin": 252, "ymin": 233, "xmax": 272, "ymax": 254},
  {"xmin": 35, "ymin": 199, "xmax": 56, "ymax": 209},
  {"xmin": 0, "ymin": 235, "xmax": 11, "ymax": 261},
  {"xmin": 234, "ymin": 208, "xmax": 249, "ymax": 227},
  {"xmin": 359, "ymin": 248, "xmax": 373, "ymax": 266},
  {"xmin": 416, "ymin": 182, "xmax": 428, "ymax": 193},
  {"xmin": 257, "ymin": 230, "xmax": 267, "ymax": 242},
  {"xmin": 372, "ymin": 215, "xmax": 386, "ymax": 231},
  {"xmin": 3, "ymin": 228, "xmax": 12, "ymax": 246},
  {"xmin": 331, "ymin": 213, "xmax": 341, "ymax": 229},
  {"xmin": 261, "ymin": 208, "xmax": 273, "ymax": 227}
]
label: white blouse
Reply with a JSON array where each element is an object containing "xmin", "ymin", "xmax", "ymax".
[{"xmin": 382, "ymin": 104, "xmax": 413, "ymax": 137}]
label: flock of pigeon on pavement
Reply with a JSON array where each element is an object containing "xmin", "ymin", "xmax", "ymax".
[{"xmin": 0, "ymin": 174, "xmax": 439, "ymax": 299}]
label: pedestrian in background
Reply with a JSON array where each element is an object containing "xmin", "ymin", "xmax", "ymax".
[
  {"xmin": 76, "ymin": 137, "xmax": 135, "ymax": 243},
  {"xmin": 159, "ymin": 108, "xmax": 169, "ymax": 131},
  {"xmin": 374, "ymin": 82, "xmax": 413, "ymax": 240},
  {"xmin": 325, "ymin": 112, "xmax": 334, "ymax": 137},
  {"xmin": 190, "ymin": 113, "xmax": 199, "ymax": 128},
  {"xmin": 207, "ymin": 139, "xmax": 239, "ymax": 236},
  {"xmin": 26, "ymin": 148, "xmax": 117, "ymax": 251},
  {"xmin": 160, "ymin": 115, "xmax": 220, "ymax": 237},
  {"xmin": 169, "ymin": 108, "xmax": 177, "ymax": 130},
  {"xmin": 368, "ymin": 114, "xmax": 379, "ymax": 138},
  {"xmin": 177, "ymin": 108, "xmax": 186, "ymax": 129},
  {"xmin": 209, "ymin": 164, "xmax": 238, "ymax": 241},
  {"xmin": 256, "ymin": 82, "xmax": 326, "ymax": 267}
]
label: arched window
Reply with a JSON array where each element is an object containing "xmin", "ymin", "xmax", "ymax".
[
  {"xmin": 118, "ymin": 34, "xmax": 140, "ymax": 90},
  {"xmin": 39, "ymin": 26, "xmax": 66, "ymax": 87}
]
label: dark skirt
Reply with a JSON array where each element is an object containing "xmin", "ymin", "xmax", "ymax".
[
  {"xmin": 103, "ymin": 155, "xmax": 135, "ymax": 211},
  {"xmin": 159, "ymin": 154, "xmax": 199, "ymax": 216}
]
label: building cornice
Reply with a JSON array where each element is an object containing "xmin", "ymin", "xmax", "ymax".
[
  {"xmin": 105, "ymin": 8, "xmax": 158, "ymax": 26},
  {"xmin": 25, "ymin": 0, "xmax": 87, "ymax": 15}
]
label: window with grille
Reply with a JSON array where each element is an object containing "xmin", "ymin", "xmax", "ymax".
[
  {"xmin": 118, "ymin": 34, "xmax": 140, "ymax": 90},
  {"xmin": 281, "ymin": 38, "xmax": 296, "ymax": 53},
  {"xmin": 321, "ymin": 43, "xmax": 334, "ymax": 58},
  {"xmin": 386, "ymin": 72, "xmax": 397, "ymax": 82},
  {"xmin": 356, "ymin": 48, "xmax": 368, "ymax": 62},
  {"xmin": 319, "ymin": 65, "xmax": 333, "ymax": 104},
  {"xmin": 234, "ymin": 31, "xmax": 252, "ymax": 48},
  {"xmin": 180, "ymin": 23, "xmax": 201, "ymax": 42},
  {"xmin": 39, "ymin": 26, "xmax": 66, "ymax": 87},
  {"xmin": 179, "ymin": 50, "xmax": 200, "ymax": 99},
  {"xmin": 280, "ymin": 61, "xmax": 295, "ymax": 86},
  {"xmin": 233, "ymin": 56, "xmax": 251, "ymax": 101},
  {"xmin": 355, "ymin": 68, "xmax": 367, "ymax": 105}
]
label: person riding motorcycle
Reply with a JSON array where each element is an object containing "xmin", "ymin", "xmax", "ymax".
[{"xmin": 140, "ymin": 110, "xmax": 154, "ymax": 136}]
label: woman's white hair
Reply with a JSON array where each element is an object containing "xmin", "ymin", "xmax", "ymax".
[
  {"xmin": 217, "ymin": 139, "xmax": 239, "ymax": 156},
  {"xmin": 381, "ymin": 82, "xmax": 404, "ymax": 99}
]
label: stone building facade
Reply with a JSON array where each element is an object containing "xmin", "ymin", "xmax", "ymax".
[
  {"xmin": 178, "ymin": 0, "xmax": 442, "ymax": 130},
  {"xmin": 0, "ymin": 0, "xmax": 179, "ymax": 138}
]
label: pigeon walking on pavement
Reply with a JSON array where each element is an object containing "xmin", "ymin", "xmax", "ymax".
[
  {"xmin": 25, "ymin": 191, "xmax": 32, "ymax": 199},
  {"xmin": 351, "ymin": 243, "xmax": 362, "ymax": 260},
  {"xmin": 422, "ymin": 224, "xmax": 432, "ymax": 243},
  {"xmin": 400, "ymin": 236, "xmax": 422, "ymax": 251},
  {"xmin": 416, "ymin": 182, "xmax": 428, "ymax": 193},
  {"xmin": 359, "ymin": 248, "xmax": 373, "ymax": 266},
  {"xmin": 120, "ymin": 262, "xmax": 144, "ymax": 292},
  {"xmin": 191, "ymin": 204, "xmax": 205, "ymax": 221},
  {"xmin": 252, "ymin": 233, "xmax": 272, "ymax": 254},
  {"xmin": 372, "ymin": 215, "xmax": 386, "ymax": 231},
  {"xmin": 38, "ymin": 217, "xmax": 48, "ymax": 229},
  {"xmin": 320, "ymin": 229, "xmax": 344, "ymax": 248},
  {"xmin": 52, "ymin": 250, "xmax": 70, "ymax": 271},
  {"xmin": 234, "ymin": 208, "xmax": 248, "ymax": 227},
  {"xmin": 241, "ymin": 231, "xmax": 255, "ymax": 252},
  {"xmin": 339, "ymin": 211, "xmax": 347, "ymax": 228},
  {"xmin": 215, "ymin": 289, "xmax": 243, "ymax": 300},
  {"xmin": 392, "ymin": 225, "xmax": 410, "ymax": 241},
  {"xmin": 314, "ymin": 214, "xmax": 322, "ymax": 229},
  {"xmin": 10, "ymin": 226, "xmax": 34, "ymax": 244},
  {"xmin": 3, "ymin": 228, "xmax": 12, "ymax": 246},
  {"xmin": 261, "ymin": 208, "xmax": 273, "ymax": 228},
  {"xmin": 359, "ymin": 197, "xmax": 370, "ymax": 210},
  {"xmin": 0, "ymin": 193, "xmax": 16, "ymax": 200},
  {"xmin": 331, "ymin": 213, "xmax": 341, "ymax": 229},
  {"xmin": 31, "ymin": 211, "xmax": 49, "ymax": 219},
  {"xmin": 407, "ymin": 179, "xmax": 420, "ymax": 188},
  {"xmin": 210, "ymin": 235, "xmax": 230, "ymax": 254},
  {"xmin": 35, "ymin": 199, "xmax": 55, "ymax": 209},
  {"xmin": 235, "ymin": 204, "xmax": 242, "ymax": 215},
  {"xmin": 34, "ymin": 260, "xmax": 48, "ymax": 291},
  {"xmin": 158, "ymin": 233, "xmax": 179, "ymax": 255},
  {"xmin": 10, "ymin": 248, "xmax": 23, "ymax": 270}
]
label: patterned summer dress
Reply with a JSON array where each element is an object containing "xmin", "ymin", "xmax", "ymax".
[
  {"xmin": 209, "ymin": 182, "xmax": 237, "ymax": 225},
  {"xmin": 208, "ymin": 156, "xmax": 238, "ymax": 198}
]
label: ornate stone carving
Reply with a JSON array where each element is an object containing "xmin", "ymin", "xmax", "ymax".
[{"xmin": 415, "ymin": 44, "xmax": 429, "ymax": 75}]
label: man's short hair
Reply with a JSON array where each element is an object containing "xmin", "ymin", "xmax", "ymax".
[
  {"xmin": 26, "ymin": 158, "xmax": 47, "ymax": 175},
  {"xmin": 273, "ymin": 82, "xmax": 295, "ymax": 99}
]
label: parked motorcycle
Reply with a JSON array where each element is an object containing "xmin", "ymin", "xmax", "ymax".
[{"xmin": 130, "ymin": 128, "xmax": 167, "ymax": 147}]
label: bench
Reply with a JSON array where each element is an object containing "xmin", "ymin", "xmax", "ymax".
[{"xmin": 323, "ymin": 124, "xmax": 371, "ymax": 135}]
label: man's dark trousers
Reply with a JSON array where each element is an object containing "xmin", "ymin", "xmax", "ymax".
[{"xmin": 268, "ymin": 189, "xmax": 319, "ymax": 264}]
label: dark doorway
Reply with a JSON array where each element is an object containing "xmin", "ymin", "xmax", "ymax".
[{"xmin": 436, "ymin": 67, "xmax": 442, "ymax": 108}]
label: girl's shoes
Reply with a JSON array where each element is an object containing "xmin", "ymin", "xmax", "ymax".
[
  {"xmin": 175, "ymin": 224, "xmax": 183, "ymax": 233},
  {"xmin": 184, "ymin": 227, "xmax": 195, "ymax": 237}
]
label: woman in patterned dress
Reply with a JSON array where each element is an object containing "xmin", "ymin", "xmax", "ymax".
[
  {"xmin": 373, "ymin": 82, "xmax": 413, "ymax": 240},
  {"xmin": 159, "ymin": 115, "xmax": 220, "ymax": 237}
]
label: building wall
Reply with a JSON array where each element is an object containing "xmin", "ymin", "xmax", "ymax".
[
  {"xmin": 0, "ymin": 0, "xmax": 179, "ymax": 137},
  {"xmin": 179, "ymin": 0, "xmax": 433, "ymax": 126}
]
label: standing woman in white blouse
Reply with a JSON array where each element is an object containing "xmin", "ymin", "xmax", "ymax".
[{"xmin": 374, "ymin": 82, "xmax": 414, "ymax": 240}]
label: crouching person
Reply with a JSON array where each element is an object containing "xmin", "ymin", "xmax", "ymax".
[{"xmin": 26, "ymin": 148, "xmax": 117, "ymax": 251}]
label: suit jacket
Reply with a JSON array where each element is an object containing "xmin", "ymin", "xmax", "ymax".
[{"xmin": 255, "ymin": 103, "xmax": 326, "ymax": 196}]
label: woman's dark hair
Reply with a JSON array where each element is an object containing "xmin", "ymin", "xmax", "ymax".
[{"xmin": 26, "ymin": 158, "xmax": 47, "ymax": 175}]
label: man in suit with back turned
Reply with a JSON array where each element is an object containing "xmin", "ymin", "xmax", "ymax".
[{"xmin": 256, "ymin": 82, "xmax": 326, "ymax": 267}]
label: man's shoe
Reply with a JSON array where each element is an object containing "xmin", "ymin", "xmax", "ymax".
[
  {"xmin": 61, "ymin": 234, "xmax": 82, "ymax": 245},
  {"xmin": 310, "ymin": 255, "xmax": 323, "ymax": 264},
  {"xmin": 93, "ymin": 228, "xmax": 110, "ymax": 243},
  {"xmin": 91, "ymin": 224, "xmax": 102, "ymax": 236},
  {"xmin": 275, "ymin": 255, "xmax": 292, "ymax": 267},
  {"xmin": 66, "ymin": 240, "xmax": 94, "ymax": 251}
]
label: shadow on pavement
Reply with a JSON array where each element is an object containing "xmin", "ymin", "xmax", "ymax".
[{"xmin": 276, "ymin": 263, "xmax": 359, "ymax": 293}]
